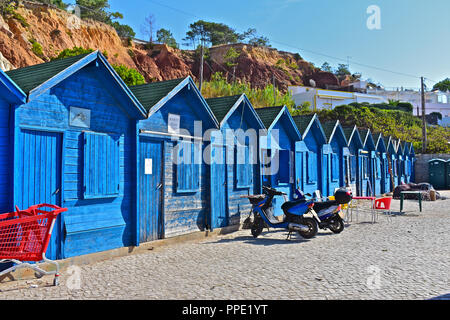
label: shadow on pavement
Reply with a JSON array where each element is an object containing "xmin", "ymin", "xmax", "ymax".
[{"xmin": 204, "ymin": 234, "xmax": 312, "ymax": 246}]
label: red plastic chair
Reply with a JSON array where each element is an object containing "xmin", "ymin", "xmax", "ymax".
[{"xmin": 373, "ymin": 197, "xmax": 393, "ymax": 222}]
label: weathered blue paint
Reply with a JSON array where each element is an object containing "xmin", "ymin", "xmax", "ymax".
[
  {"xmin": 261, "ymin": 107, "xmax": 302, "ymax": 215},
  {"xmin": 403, "ymin": 143, "xmax": 412, "ymax": 184},
  {"xmin": 359, "ymin": 130, "xmax": 377, "ymax": 196},
  {"xmin": 210, "ymin": 95, "xmax": 265, "ymax": 227},
  {"xmin": 0, "ymin": 70, "xmax": 26, "ymax": 214},
  {"xmin": 375, "ymin": 135, "xmax": 390, "ymax": 195},
  {"xmin": 210, "ymin": 143, "xmax": 227, "ymax": 229},
  {"xmin": 137, "ymin": 77, "xmax": 218, "ymax": 240},
  {"xmin": 296, "ymin": 115, "xmax": 330, "ymax": 197},
  {"xmin": 11, "ymin": 52, "xmax": 146, "ymax": 259},
  {"xmin": 409, "ymin": 144, "xmax": 416, "ymax": 183},
  {"xmin": 16, "ymin": 129, "xmax": 63, "ymax": 259},
  {"xmin": 0, "ymin": 69, "xmax": 26, "ymax": 105},
  {"xmin": 396, "ymin": 141, "xmax": 406, "ymax": 186},
  {"xmin": 386, "ymin": 138, "xmax": 399, "ymax": 192},
  {"xmin": 343, "ymin": 126, "xmax": 364, "ymax": 196},
  {"xmin": 139, "ymin": 138, "xmax": 164, "ymax": 243},
  {"xmin": 371, "ymin": 135, "xmax": 384, "ymax": 196},
  {"xmin": 325, "ymin": 121, "xmax": 349, "ymax": 195}
]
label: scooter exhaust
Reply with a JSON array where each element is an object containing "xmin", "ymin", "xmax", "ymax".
[{"xmin": 288, "ymin": 223, "xmax": 310, "ymax": 233}]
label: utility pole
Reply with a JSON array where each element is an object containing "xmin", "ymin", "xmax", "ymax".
[{"xmin": 421, "ymin": 77, "xmax": 427, "ymax": 153}]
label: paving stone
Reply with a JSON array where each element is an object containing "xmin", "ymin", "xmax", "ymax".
[{"xmin": 0, "ymin": 193, "xmax": 449, "ymax": 300}]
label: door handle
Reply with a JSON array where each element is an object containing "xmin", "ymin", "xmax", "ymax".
[{"xmin": 156, "ymin": 184, "xmax": 163, "ymax": 190}]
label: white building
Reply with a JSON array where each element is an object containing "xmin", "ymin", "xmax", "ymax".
[
  {"xmin": 288, "ymin": 86, "xmax": 387, "ymax": 110},
  {"xmin": 367, "ymin": 88, "xmax": 450, "ymax": 118}
]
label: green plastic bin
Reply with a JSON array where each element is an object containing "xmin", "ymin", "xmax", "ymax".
[{"xmin": 429, "ymin": 159, "xmax": 446, "ymax": 190}]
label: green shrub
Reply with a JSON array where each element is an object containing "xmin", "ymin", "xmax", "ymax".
[
  {"xmin": 52, "ymin": 47, "xmax": 94, "ymax": 60},
  {"xmin": 30, "ymin": 39, "xmax": 44, "ymax": 58},
  {"xmin": 201, "ymin": 72, "xmax": 295, "ymax": 108},
  {"xmin": 112, "ymin": 64, "xmax": 146, "ymax": 86}
]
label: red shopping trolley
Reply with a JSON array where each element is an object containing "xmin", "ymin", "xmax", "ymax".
[{"xmin": 0, "ymin": 204, "xmax": 67, "ymax": 286}]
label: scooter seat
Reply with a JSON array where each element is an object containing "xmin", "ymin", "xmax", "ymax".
[
  {"xmin": 313, "ymin": 200, "xmax": 338, "ymax": 212},
  {"xmin": 281, "ymin": 199, "xmax": 308, "ymax": 213}
]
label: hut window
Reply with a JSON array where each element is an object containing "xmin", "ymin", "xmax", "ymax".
[
  {"xmin": 307, "ymin": 151, "xmax": 317, "ymax": 184},
  {"xmin": 331, "ymin": 153, "xmax": 339, "ymax": 182},
  {"xmin": 176, "ymin": 140, "xmax": 201, "ymax": 193},
  {"xmin": 236, "ymin": 143, "xmax": 253, "ymax": 188},
  {"xmin": 83, "ymin": 132, "xmax": 120, "ymax": 199}
]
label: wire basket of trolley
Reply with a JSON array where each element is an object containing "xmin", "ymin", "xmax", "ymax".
[{"xmin": 0, "ymin": 204, "xmax": 67, "ymax": 286}]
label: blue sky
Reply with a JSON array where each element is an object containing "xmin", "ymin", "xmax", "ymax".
[{"xmin": 70, "ymin": 0, "xmax": 450, "ymax": 89}]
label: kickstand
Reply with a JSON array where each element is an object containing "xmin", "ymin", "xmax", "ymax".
[{"xmin": 286, "ymin": 231, "xmax": 293, "ymax": 240}]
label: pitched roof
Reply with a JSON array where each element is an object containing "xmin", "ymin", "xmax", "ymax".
[
  {"xmin": 205, "ymin": 95, "xmax": 242, "ymax": 124},
  {"xmin": 292, "ymin": 115, "xmax": 315, "ymax": 135},
  {"xmin": 6, "ymin": 54, "xmax": 90, "ymax": 94},
  {"xmin": 342, "ymin": 126, "xmax": 356, "ymax": 141},
  {"xmin": 254, "ymin": 106, "xmax": 284, "ymax": 129},
  {"xmin": 359, "ymin": 128, "xmax": 370, "ymax": 144},
  {"xmin": 130, "ymin": 78, "xmax": 185, "ymax": 112},
  {"xmin": 322, "ymin": 121, "xmax": 338, "ymax": 141}
]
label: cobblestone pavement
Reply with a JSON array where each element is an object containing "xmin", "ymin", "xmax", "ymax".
[{"xmin": 1, "ymin": 193, "xmax": 449, "ymax": 300}]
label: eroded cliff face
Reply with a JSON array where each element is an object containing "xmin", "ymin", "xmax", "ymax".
[{"xmin": 0, "ymin": 2, "xmax": 334, "ymax": 91}]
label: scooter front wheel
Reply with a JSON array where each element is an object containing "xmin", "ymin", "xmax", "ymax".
[
  {"xmin": 298, "ymin": 218, "xmax": 318, "ymax": 239},
  {"xmin": 251, "ymin": 216, "xmax": 264, "ymax": 238},
  {"xmin": 329, "ymin": 216, "xmax": 345, "ymax": 234}
]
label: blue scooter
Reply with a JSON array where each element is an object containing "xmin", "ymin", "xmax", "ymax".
[
  {"xmin": 243, "ymin": 186, "xmax": 320, "ymax": 240},
  {"xmin": 294, "ymin": 188, "xmax": 353, "ymax": 234}
]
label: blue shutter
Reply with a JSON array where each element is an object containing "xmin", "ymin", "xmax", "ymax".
[
  {"xmin": 350, "ymin": 155, "xmax": 357, "ymax": 182},
  {"xmin": 331, "ymin": 153, "xmax": 339, "ymax": 181},
  {"xmin": 177, "ymin": 141, "xmax": 201, "ymax": 193},
  {"xmin": 84, "ymin": 132, "xmax": 120, "ymax": 199},
  {"xmin": 307, "ymin": 152, "xmax": 317, "ymax": 184},
  {"xmin": 236, "ymin": 143, "xmax": 252, "ymax": 188},
  {"xmin": 278, "ymin": 150, "xmax": 290, "ymax": 184}
]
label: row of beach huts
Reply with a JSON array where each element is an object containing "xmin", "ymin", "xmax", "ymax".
[{"xmin": 0, "ymin": 51, "xmax": 416, "ymax": 260}]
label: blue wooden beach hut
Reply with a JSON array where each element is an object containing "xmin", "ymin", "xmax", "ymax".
[
  {"xmin": 409, "ymin": 143, "xmax": 416, "ymax": 183},
  {"xmin": 0, "ymin": 69, "xmax": 27, "ymax": 213},
  {"xmin": 130, "ymin": 77, "xmax": 219, "ymax": 243},
  {"xmin": 373, "ymin": 133, "xmax": 389, "ymax": 195},
  {"xmin": 396, "ymin": 140, "xmax": 406, "ymax": 186},
  {"xmin": 385, "ymin": 137, "xmax": 399, "ymax": 192},
  {"xmin": 358, "ymin": 129, "xmax": 377, "ymax": 196},
  {"xmin": 322, "ymin": 121, "xmax": 350, "ymax": 195},
  {"xmin": 342, "ymin": 126, "xmax": 364, "ymax": 196},
  {"xmin": 402, "ymin": 142, "xmax": 412, "ymax": 183},
  {"xmin": 6, "ymin": 51, "xmax": 148, "ymax": 259},
  {"xmin": 293, "ymin": 115, "xmax": 331, "ymax": 197},
  {"xmin": 255, "ymin": 106, "xmax": 304, "ymax": 215},
  {"xmin": 205, "ymin": 94, "xmax": 265, "ymax": 228}
]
